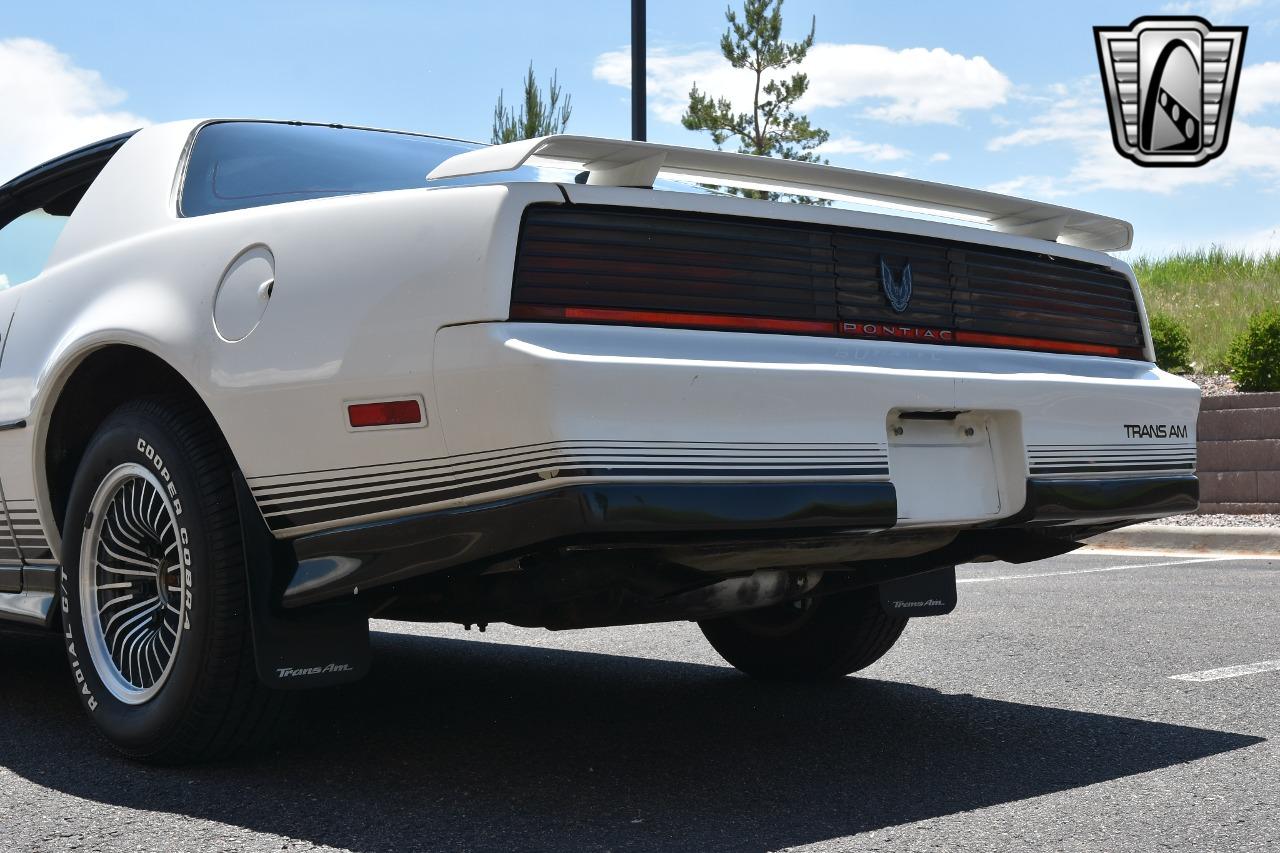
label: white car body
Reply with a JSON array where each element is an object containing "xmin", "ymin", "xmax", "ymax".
[{"xmin": 0, "ymin": 119, "xmax": 1199, "ymax": 637}]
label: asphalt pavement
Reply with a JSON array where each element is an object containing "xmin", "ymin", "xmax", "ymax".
[{"xmin": 1, "ymin": 550, "xmax": 1276, "ymax": 852}]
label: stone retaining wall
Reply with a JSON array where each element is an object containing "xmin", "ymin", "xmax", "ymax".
[{"xmin": 1198, "ymin": 392, "xmax": 1280, "ymax": 514}]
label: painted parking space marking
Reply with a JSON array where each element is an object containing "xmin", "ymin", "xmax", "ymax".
[
  {"xmin": 1084, "ymin": 547, "xmax": 1278, "ymax": 560},
  {"xmin": 1170, "ymin": 660, "xmax": 1280, "ymax": 682},
  {"xmin": 957, "ymin": 557, "xmax": 1227, "ymax": 584}
]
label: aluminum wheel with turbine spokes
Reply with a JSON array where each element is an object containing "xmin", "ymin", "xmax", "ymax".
[{"xmin": 80, "ymin": 462, "xmax": 188, "ymax": 705}]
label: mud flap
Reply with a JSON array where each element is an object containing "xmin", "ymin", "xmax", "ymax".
[
  {"xmin": 878, "ymin": 566, "xmax": 957, "ymax": 617},
  {"xmin": 234, "ymin": 473, "xmax": 370, "ymax": 689}
]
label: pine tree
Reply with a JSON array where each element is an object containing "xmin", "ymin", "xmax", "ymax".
[
  {"xmin": 491, "ymin": 64, "xmax": 573, "ymax": 144},
  {"xmin": 682, "ymin": 0, "xmax": 830, "ymax": 203}
]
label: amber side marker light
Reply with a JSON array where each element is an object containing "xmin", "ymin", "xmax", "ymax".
[{"xmin": 348, "ymin": 399, "xmax": 423, "ymax": 428}]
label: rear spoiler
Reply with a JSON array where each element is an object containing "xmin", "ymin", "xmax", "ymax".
[{"xmin": 427, "ymin": 134, "xmax": 1133, "ymax": 252}]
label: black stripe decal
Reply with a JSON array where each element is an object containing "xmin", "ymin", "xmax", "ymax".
[
  {"xmin": 260, "ymin": 464, "xmax": 891, "ymax": 517},
  {"xmin": 1029, "ymin": 463, "xmax": 1196, "ymax": 474},
  {"xmin": 264, "ymin": 466, "xmax": 892, "ymax": 531},
  {"xmin": 255, "ymin": 456, "xmax": 891, "ymax": 505},
  {"xmin": 1028, "ymin": 443, "xmax": 1196, "ymax": 448},
  {"xmin": 247, "ymin": 439, "xmax": 887, "ymax": 484},
  {"xmin": 1024, "ymin": 448, "xmax": 1192, "ymax": 455},
  {"xmin": 1024, "ymin": 455, "xmax": 1192, "ymax": 461},
  {"xmin": 267, "ymin": 471, "xmax": 547, "ymax": 529},
  {"xmin": 253, "ymin": 451, "xmax": 892, "ymax": 493}
]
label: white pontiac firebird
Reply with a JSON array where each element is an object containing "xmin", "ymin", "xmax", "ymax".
[{"xmin": 0, "ymin": 119, "xmax": 1198, "ymax": 761}]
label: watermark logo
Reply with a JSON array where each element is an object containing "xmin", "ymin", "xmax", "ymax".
[
  {"xmin": 879, "ymin": 258, "xmax": 913, "ymax": 313},
  {"xmin": 1094, "ymin": 16, "xmax": 1247, "ymax": 167}
]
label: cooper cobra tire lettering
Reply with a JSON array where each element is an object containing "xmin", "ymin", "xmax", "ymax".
[
  {"xmin": 137, "ymin": 436, "xmax": 184, "ymax": 516},
  {"xmin": 61, "ymin": 397, "xmax": 291, "ymax": 762},
  {"xmin": 136, "ymin": 435, "xmax": 193, "ymax": 627}
]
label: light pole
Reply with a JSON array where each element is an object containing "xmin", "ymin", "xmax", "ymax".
[{"xmin": 632, "ymin": 0, "xmax": 646, "ymax": 141}]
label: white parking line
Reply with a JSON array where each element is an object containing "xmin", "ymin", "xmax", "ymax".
[
  {"xmin": 957, "ymin": 556, "xmax": 1226, "ymax": 584},
  {"xmin": 1170, "ymin": 660, "xmax": 1280, "ymax": 682}
]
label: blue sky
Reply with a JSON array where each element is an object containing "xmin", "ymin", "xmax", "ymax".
[{"xmin": 3, "ymin": 0, "xmax": 1279, "ymax": 257}]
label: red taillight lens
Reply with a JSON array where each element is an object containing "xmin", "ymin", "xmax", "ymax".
[
  {"xmin": 512, "ymin": 303, "xmax": 1144, "ymax": 359},
  {"xmin": 510, "ymin": 206, "xmax": 1147, "ymax": 361},
  {"xmin": 952, "ymin": 330, "xmax": 1127, "ymax": 357},
  {"xmin": 348, "ymin": 400, "xmax": 422, "ymax": 428},
  {"xmin": 512, "ymin": 304, "xmax": 837, "ymax": 336}
]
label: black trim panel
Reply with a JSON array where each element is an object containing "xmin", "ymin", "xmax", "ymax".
[
  {"xmin": 286, "ymin": 482, "xmax": 897, "ymax": 607},
  {"xmin": 1021, "ymin": 475, "xmax": 1199, "ymax": 523},
  {"xmin": 0, "ymin": 564, "xmax": 20, "ymax": 594},
  {"xmin": 281, "ymin": 474, "xmax": 1198, "ymax": 610},
  {"xmin": 1028, "ymin": 462, "xmax": 1195, "ymax": 475}
]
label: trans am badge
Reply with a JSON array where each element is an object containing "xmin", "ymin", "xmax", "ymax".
[
  {"xmin": 880, "ymin": 258, "xmax": 912, "ymax": 313},
  {"xmin": 1094, "ymin": 16, "xmax": 1247, "ymax": 167}
]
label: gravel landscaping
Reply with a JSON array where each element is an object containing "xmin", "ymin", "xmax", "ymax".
[
  {"xmin": 1156, "ymin": 513, "xmax": 1280, "ymax": 528},
  {"xmin": 1189, "ymin": 373, "xmax": 1238, "ymax": 396}
]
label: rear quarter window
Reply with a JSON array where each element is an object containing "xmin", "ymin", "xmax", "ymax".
[
  {"xmin": 180, "ymin": 121, "xmax": 489, "ymax": 217},
  {"xmin": 180, "ymin": 120, "xmax": 714, "ymax": 217}
]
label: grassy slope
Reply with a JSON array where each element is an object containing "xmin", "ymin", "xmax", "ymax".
[{"xmin": 1131, "ymin": 249, "xmax": 1280, "ymax": 371}]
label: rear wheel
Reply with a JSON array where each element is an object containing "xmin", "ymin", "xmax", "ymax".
[
  {"xmin": 698, "ymin": 587, "xmax": 908, "ymax": 681},
  {"xmin": 60, "ymin": 397, "xmax": 286, "ymax": 762}
]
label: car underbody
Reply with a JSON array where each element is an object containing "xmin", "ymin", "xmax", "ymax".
[{"xmin": 277, "ymin": 474, "xmax": 1197, "ymax": 627}]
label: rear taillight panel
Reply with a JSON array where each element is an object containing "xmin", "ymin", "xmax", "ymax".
[{"xmin": 510, "ymin": 205, "xmax": 1145, "ymax": 359}]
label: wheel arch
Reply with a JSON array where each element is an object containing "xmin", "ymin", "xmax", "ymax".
[{"xmin": 36, "ymin": 342, "xmax": 227, "ymax": 561}]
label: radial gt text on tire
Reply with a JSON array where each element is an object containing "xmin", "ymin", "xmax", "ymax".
[{"xmin": 60, "ymin": 396, "xmax": 286, "ymax": 762}]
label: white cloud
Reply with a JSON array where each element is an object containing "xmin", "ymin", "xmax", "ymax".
[
  {"xmin": 800, "ymin": 44, "xmax": 1011, "ymax": 124},
  {"xmin": 984, "ymin": 76, "xmax": 1280, "ymax": 198},
  {"xmin": 593, "ymin": 46, "xmax": 729, "ymax": 124},
  {"xmin": 0, "ymin": 274, "xmax": 8, "ymax": 288},
  {"xmin": 928, "ymin": 152, "xmax": 952, "ymax": 163},
  {"xmin": 1162, "ymin": 0, "xmax": 1261, "ymax": 15},
  {"xmin": 1238, "ymin": 60, "xmax": 1280, "ymax": 115},
  {"xmin": 593, "ymin": 42, "xmax": 1011, "ymax": 127},
  {"xmin": 815, "ymin": 136, "xmax": 908, "ymax": 161},
  {"xmin": 0, "ymin": 38, "xmax": 147, "ymax": 184}
]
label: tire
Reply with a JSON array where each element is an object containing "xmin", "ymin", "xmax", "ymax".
[
  {"xmin": 60, "ymin": 396, "xmax": 286, "ymax": 762},
  {"xmin": 698, "ymin": 587, "xmax": 909, "ymax": 682}
]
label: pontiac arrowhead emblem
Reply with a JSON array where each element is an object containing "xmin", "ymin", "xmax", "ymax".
[
  {"xmin": 880, "ymin": 258, "xmax": 912, "ymax": 313},
  {"xmin": 1094, "ymin": 16, "xmax": 1247, "ymax": 167}
]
